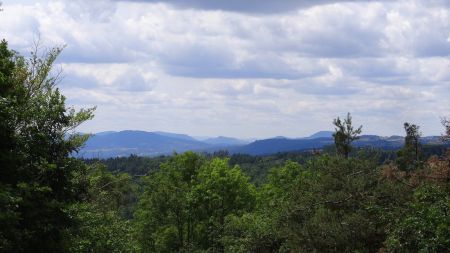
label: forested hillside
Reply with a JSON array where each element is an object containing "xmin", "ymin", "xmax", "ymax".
[
  {"xmin": 78, "ymin": 130, "xmax": 447, "ymax": 158},
  {"xmin": 1, "ymin": 40, "xmax": 450, "ymax": 253}
]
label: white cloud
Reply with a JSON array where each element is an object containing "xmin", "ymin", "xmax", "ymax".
[{"xmin": 0, "ymin": 0, "xmax": 449, "ymax": 137}]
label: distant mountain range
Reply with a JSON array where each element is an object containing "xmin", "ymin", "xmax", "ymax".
[
  {"xmin": 77, "ymin": 130, "xmax": 253, "ymax": 158},
  {"xmin": 76, "ymin": 130, "xmax": 447, "ymax": 158}
]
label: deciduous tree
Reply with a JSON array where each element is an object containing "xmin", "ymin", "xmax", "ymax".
[{"xmin": 0, "ymin": 39, "xmax": 94, "ymax": 252}]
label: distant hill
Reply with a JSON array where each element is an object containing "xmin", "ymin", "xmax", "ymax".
[
  {"xmin": 77, "ymin": 130, "xmax": 249, "ymax": 158},
  {"xmin": 78, "ymin": 130, "xmax": 211, "ymax": 158},
  {"xmin": 95, "ymin": 131, "xmax": 117, "ymax": 136},
  {"xmin": 228, "ymin": 135, "xmax": 447, "ymax": 156},
  {"xmin": 153, "ymin": 131, "xmax": 197, "ymax": 141},
  {"xmin": 203, "ymin": 136, "xmax": 250, "ymax": 146},
  {"xmin": 76, "ymin": 130, "xmax": 447, "ymax": 158},
  {"xmin": 307, "ymin": 131, "xmax": 334, "ymax": 139},
  {"xmin": 230, "ymin": 137, "xmax": 334, "ymax": 155}
]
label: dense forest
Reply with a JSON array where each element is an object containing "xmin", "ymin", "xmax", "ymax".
[{"xmin": 1, "ymin": 40, "xmax": 450, "ymax": 253}]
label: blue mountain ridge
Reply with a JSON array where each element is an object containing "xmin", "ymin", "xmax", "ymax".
[{"xmin": 76, "ymin": 130, "xmax": 447, "ymax": 158}]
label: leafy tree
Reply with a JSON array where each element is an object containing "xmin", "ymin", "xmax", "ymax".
[
  {"xmin": 397, "ymin": 122, "xmax": 422, "ymax": 171},
  {"xmin": 224, "ymin": 155, "xmax": 396, "ymax": 253},
  {"xmin": 134, "ymin": 153, "xmax": 256, "ymax": 252},
  {"xmin": 222, "ymin": 212, "xmax": 283, "ymax": 253},
  {"xmin": 332, "ymin": 113, "xmax": 362, "ymax": 158},
  {"xmin": 134, "ymin": 152, "xmax": 205, "ymax": 252},
  {"xmin": 222, "ymin": 161, "xmax": 308, "ymax": 252},
  {"xmin": 65, "ymin": 163, "xmax": 137, "ymax": 253},
  {"xmin": 0, "ymin": 39, "xmax": 94, "ymax": 252},
  {"xmin": 84, "ymin": 154, "xmax": 170, "ymax": 176},
  {"xmin": 289, "ymin": 156, "xmax": 386, "ymax": 252},
  {"xmin": 386, "ymin": 184, "xmax": 450, "ymax": 252},
  {"xmin": 191, "ymin": 158, "xmax": 256, "ymax": 252}
]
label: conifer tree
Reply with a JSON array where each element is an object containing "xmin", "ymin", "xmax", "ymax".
[
  {"xmin": 397, "ymin": 122, "xmax": 422, "ymax": 171},
  {"xmin": 332, "ymin": 113, "xmax": 362, "ymax": 158}
]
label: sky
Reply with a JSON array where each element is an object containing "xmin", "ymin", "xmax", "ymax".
[{"xmin": 1, "ymin": 0, "xmax": 449, "ymax": 138}]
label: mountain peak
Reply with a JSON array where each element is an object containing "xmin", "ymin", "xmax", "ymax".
[
  {"xmin": 308, "ymin": 131, "xmax": 333, "ymax": 139},
  {"xmin": 203, "ymin": 136, "xmax": 249, "ymax": 146},
  {"xmin": 153, "ymin": 131, "xmax": 197, "ymax": 141}
]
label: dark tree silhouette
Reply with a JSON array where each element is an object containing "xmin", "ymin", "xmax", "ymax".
[{"xmin": 332, "ymin": 113, "xmax": 362, "ymax": 158}]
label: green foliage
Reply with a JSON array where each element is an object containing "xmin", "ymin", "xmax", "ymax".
[
  {"xmin": 386, "ymin": 184, "xmax": 450, "ymax": 252},
  {"xmin": 134, "ymin": 152, "xmax": 205, "ymax": 252},
  {"xmin": 84, "ymin": 154, "xmax": 170, "ymax": 176},
  {"xmin": 134, "ymin": 152, "xmax": 256, "ymax": 252},
  {"xmin": 65, "ymin": 203, "xmax": 136, "ymax": 253},
  {"xmin": 65, "ymin": 163, "xmax": 137, "ymax": 252},
  {"xmin": 283, "ymin": 156, "xmax": 386, "ymax": 252},
  {"xmin": 0, "ymin": 39, "xmax": 94, "ymax": 252},
  {"xmin": 191, "ymin": 158, "xmax": 256, "ymax": 251},
  {"xmin": 95, "ymin": 149, "xmax": 449, "ymax": 253},
  {"xmin": 332, "ymin": 113, "xmax": 362, "ymax": 158},
  {"xmin": 85, "ymin": 163, "xmax": 137, "ymax": 217},
  {"xmin": 222, "ymin": 161, "xmax": 307, "ymax": 252},
  {"xmin": 229, "ymin": 151, "xmax": 317, "ymax": 185},
  {"xmin": 222, "ymin": 213, "xmax": 283, "ymax": 253},
  {"xmin": 222, "ymin": 155, "xmax": 407, "ymax": 253},
  {"xmin": 397, "ymin": 122, "xmax": 422, "ymax": 171}
]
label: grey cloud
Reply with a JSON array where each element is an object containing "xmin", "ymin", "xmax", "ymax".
[
  {"xmin": 210, "ymin": 83, "xmax": 254, "ymax": 98},
  {"xmin": 413, "ymin": 36, "xmax": 450, "ymax": 57},
  {"xmin": 117, "ymin": 0, "xmax": 390, "ymax": 14},
  {"xmin": 336, "ymin": 58, "xmax": 413, "ymax": 85},
  {"xmin": 297, "ymin": 23, "xmax": 383, "ymax": 58},
  {"xmin": 113, "ymin": 70, "xmax": 156, "ymax": 92},
  {"xmin": 163, "ymin": 59, "xmax": 325, "ymax": 79},
  {"xmin": 61, "ymin": 73, "xmax": 99, "ymax": 89},
  {"xmin": 60, "ymin": 46, "xmax": 137, "ymax": 64},
  {"xmin": 3, "ymin": 0, "xmax": 450, "ymax": 137},
  {"xmin": 55, "ymin": 27, "xmax": 149, "ymax": 64},
  {"xmin": 425, "ymin": 0, "xmax": 450, "ymax": 8},
  {"xmin": 200, "ymin": 5, "xmax": 387, "ymax": 61},
  {"xmin": 59, "ymin": 64, "xmax": 156, "ymax": 92},
  {"xmin": 291, "ymin": 82, "xmax": 362, "ymax": 96},
  {"xmin": 158, "ymin": 43, "xmax": 234, "ymax": 75},
  {"xmin": 158, "ymin": 43, "xmax": 327, "ymax": 79}
]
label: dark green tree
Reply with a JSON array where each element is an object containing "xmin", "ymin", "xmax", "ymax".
[
  {"xmin": 134, "ymin": 152, "xmax": 205, "ymax": 252},
  {"xmin": 442, "ymin": 117, "xmax": 450, "ymax": 141},
  {"xmin": 222, "ymin": 161, "xmax": 307, "ymax": 252},
  {"xmin": 397, "ymin": 122, "xmax": 422, "ymax": 171},
  {"xmin": 332, "ymin": 113, "xmax": 362, "ymax": 158},
  {"xmin": 65, "ymin": 163, "xmax": 137, "ymax": 253},
  {"xmin": 191, "ymin": 158, "xmax": 256, "ymax": 252},
  {"xmin": 386, "ymin": 184, "xmax": 450, "ymax": 252},
  {"xmin": 0, "ymin": 39, "xmax": 94, "ymax": 252},
  {"xmin": 134, "ymin": 153, "xmax": 256, "ymax": 252}
]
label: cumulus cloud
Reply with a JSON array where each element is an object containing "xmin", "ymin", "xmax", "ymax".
[
  {"xmin": 0, "ymin": 0, "xmax": 449, "ymax": 137},
  {"xmin": 61, "ymin": 63, "xmax": 157, "ymax": 91}
]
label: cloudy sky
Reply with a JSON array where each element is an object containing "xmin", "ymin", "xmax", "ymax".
[{"xmin": 1, "ymin": 0, "xmax": 449, "ymax": 138}]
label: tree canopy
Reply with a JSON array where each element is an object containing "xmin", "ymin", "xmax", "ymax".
[
  {"xmin": 332, "ymin": 112, "xmax": 362, "ymax": 158},
  {"xmin": 0, "ymin": 39, "xmax": 94, "ymax": 252}
]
